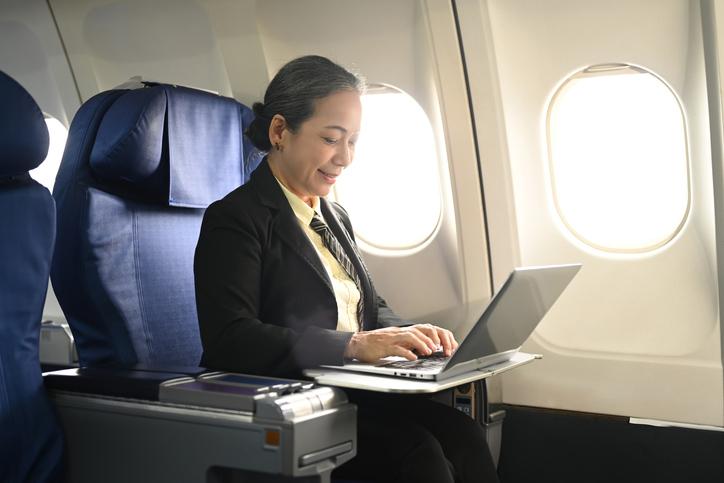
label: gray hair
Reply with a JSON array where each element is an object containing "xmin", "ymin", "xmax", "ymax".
[{"xmin": 245, "ymin": 55, "xmax": 366, "ymax": 151}]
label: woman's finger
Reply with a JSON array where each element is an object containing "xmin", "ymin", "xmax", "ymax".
[
  {"xmin": 398, "ymin": 331, "xmax": 433, "ymax": 356},
  {"xmin": 389, "ymin": 344, "xmax": 418, "ymax": 361},
  {"xmin": 405, "ymin": 327, "xmax": 436, "ymax": 352},
  {"xmin": 437, "ymin": 327, "xmax": 453, "ymax": 356},
  {"xmin": 448, "ymin": 330, "xmax": 459, "ymax": 351},
  {"xmin": 419, "ymin": 324, "xmax": 441, "ymax": 348}
]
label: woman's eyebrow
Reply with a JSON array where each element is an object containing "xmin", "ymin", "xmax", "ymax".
[{"xmin": 324, "ymin": 125, "xmax": 348, "ymax": 133}]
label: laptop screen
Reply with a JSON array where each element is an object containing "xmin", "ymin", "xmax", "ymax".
[{"xmin": 446, "ymin": 264, "xmax": 581, "ymax": 367}]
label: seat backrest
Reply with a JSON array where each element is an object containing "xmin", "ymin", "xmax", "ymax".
[
  {"xmin": 0, "ymin": 71, "xmax": 64, "ymax": 482},
  {"xmin": 51, "ymin": 83, "xmax": 258, "ymax": 367}
]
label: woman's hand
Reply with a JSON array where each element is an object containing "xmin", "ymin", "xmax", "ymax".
[{"xmin": 343, "ymin": 324, "xmax": 459, "ymax": 363}]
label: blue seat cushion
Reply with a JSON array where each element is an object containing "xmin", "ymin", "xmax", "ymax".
[
  {"xmin": 0, "ymin": 178, "xmax": 64, "ymax": 482},
  {"xmin": 69, "ymin": 187, "xmax": 204, "ymax": 366}
]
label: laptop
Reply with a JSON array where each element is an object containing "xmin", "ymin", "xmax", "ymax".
[{"xmin": 321, "ymin": 263, "xmax": 581, "ymax": 381}]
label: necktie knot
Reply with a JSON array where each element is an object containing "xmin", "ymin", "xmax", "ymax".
[{"xmin": 309, "ymin": 213, "xmax": 327, "ymax": 233}]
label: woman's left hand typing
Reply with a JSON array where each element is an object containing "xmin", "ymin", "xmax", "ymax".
[{"xmin": 407, "ymin": 323, "xmax": 458, "ymax": 357}]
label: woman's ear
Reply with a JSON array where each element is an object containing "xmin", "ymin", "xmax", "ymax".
[{"xmin": 268, "ymin": 114, "xmax": 287, "ymax": 148}]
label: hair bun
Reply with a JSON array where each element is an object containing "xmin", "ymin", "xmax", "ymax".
[
  {"xmin": 252, "ymin": 102, "xmax": 266, "ymax": 118},
  {"xmin": 245, "ymin": 107, "xmax": 272, "ymax": 152}
]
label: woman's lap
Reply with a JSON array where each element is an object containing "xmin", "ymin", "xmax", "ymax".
[{"xmin": 332, "ymin": 391, "xmax": 500, "ymax": 483}]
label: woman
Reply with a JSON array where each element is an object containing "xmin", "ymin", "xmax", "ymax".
[{"xmin": 194, "ymin": 55, "xmax": 500, "ymax": 483}]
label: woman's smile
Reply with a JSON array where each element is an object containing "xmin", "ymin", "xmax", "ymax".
[{"xmin": 318, "ymin": 168, "xmax": 340, "ymax": 184}]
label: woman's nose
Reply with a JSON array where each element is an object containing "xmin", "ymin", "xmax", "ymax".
[{"xmin": 334, "ymin": 143, "xmax": 353, "ymax": 167}]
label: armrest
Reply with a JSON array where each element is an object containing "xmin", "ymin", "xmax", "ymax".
[
  {"xmin": 44, "ymin": 368, "xmax": 357, "ymax": 483},
  {"xmin": 43, "ymin": 367, "xmax": 190, "ymax": 400},
  {"xmin": 123, "ymin": 362, "xmax": 209, "ymax": 376}
]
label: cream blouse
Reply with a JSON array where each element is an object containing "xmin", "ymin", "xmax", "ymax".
[{"xmin": 275, "ymin": 179, "xmax": 360, "ymax": 332}]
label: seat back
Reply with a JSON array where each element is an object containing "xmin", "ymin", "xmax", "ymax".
[
  {"xmin": 51, "ymin": 83, "xmax": 258, "ymax": 367},
  {"xmin": 0, "ymin": 71, "xmax": 64, "ymax": 482}
]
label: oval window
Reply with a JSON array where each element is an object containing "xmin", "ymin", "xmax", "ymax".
[
  {"xmin": 547, "ymin": 64, "xmax": 690, "ymax": 252},
  {"xmin": 334, "ymin": 85, "xmax": 442, "ymax": 250},
  {"xmin": 30, "ymin": 115, "xmax": 68, "ymax": 192}
]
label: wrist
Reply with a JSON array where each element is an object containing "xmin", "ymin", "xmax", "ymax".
[{"xmin": 344, "ymin": 332, "xmax": 362, "ymax": 360}]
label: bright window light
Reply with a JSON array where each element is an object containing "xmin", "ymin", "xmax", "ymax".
[
  {"xmin": 334, "ymin": 86, "xmax": 442, "ymax": 250},
  {"xmin": 30, "ymin": 116, "xmax": 68, "ymax": 192},
  {"xmin": 547, "ymin": 65, "xmax": 690, "ymax": 252}
]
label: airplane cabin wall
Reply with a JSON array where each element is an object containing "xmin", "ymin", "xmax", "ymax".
[
  {"xmin": 0, "ymin": 0, "xmax": 79, "ymax": 125},
  {"xmin": 458, "ymin": 0, "xmax": 724, "ymax": 426}
]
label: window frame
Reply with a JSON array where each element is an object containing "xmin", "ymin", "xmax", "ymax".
[
  {"xmin": 332, "ymin": 83, "xmax": 444, "ymax": 253},
  {"xmin": 545, "ymin": 63, "xmax": 692, "ymax": 254}
]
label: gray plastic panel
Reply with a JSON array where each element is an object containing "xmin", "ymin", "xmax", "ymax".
[
  {"xmin": 159, "ymin": 377, "xmax": 276, "ymax": 411},
  {"xmin": 51, "ymin": 390, "xmax": 356, "ymax": 482}
]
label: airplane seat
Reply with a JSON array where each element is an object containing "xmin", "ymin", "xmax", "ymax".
[
  {"xmin": 51, "ymin": 83, "xmax": 254, "ymax": 368},
  {"xmin": 0, "ymin": 71, "xmax": 64, "ymax": 482},
  {"xmin": 47, "ymin": 82, "xmax": 358, "ymax": 483}
]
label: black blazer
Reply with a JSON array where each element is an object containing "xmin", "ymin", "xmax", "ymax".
[{"xmin": 194, "ymin": 159, "xmax": 403, "ymax": 377}]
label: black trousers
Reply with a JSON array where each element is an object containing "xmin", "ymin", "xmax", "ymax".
[{"xmin": 332, "ymin": 390, "xmax": 500, "ymax": 483}]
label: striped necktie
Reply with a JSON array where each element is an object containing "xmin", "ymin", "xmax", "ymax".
[{"xmin": 309, "ymin": 214, "xmax": 364, "ymax": 329}]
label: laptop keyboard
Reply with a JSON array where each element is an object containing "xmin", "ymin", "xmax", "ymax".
[{"xmin": 379, "ymin": 352, "xmax": 449, "ymax": 370}]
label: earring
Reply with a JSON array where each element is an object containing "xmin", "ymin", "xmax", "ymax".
[{"xmin": 274, "ymin": 143, "xmax": 282, "ymax": 152}]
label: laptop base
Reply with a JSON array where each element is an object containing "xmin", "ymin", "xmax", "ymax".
[{"xmin": 305, "ymin": 352, "xmax": 540, "ymax": 394}]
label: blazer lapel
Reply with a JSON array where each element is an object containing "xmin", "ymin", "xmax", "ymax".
[{"xmin": 249, "ymin": 160, "xmax": 334, "ymax": 295}]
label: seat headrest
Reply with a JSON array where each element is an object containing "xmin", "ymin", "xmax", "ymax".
[
  {"xmin": 89, "ymin": 87, "xmax": 167, "ymax": 197},
  {"xmin": 90, "ymin": 84, "xmax": 243, "ymax": 208},
  {"xmin": 0, "ymin": 71, "xmax": 49, "ymax": 177}
]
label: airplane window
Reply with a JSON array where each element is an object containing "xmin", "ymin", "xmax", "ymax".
[
  {"xmin": 334, "ymin": 85, "xmax": 442, "ymax": 250},
  {"xmin": 30, "ymin": 115, "xmax": 68, "ymax": 192},
  {"xmin": 547, "ymin": 64, "xmax": 690, "ymax": 252}
]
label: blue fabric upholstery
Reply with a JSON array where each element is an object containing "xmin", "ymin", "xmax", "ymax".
[
  {"xmin": 89, "ymin": 87, "xmax": 167, "ymax": 198},
  {"xmin": 240, "ymin": 105, "xmax": 265, "ymax": 182},
  {"xmin": 0, "ymin": 71, "xmax": 49, "ymax": 176},
  {"xmin": 165, "ymin": 85, "xmax": 244, "ymax": 207},
  {"xmin": 52, "ymin": 83, "xmax": 256, "ymax": 367},
  {"xmin": 0, "ymin": 73, "xmax": 64, "ymax": 482},
  {"xmin": 89, "ymin": 85, "xmax": 249, "ymax": 206}
]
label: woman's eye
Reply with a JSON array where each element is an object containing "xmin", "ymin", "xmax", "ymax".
[{"xmin": 323, "ymin": 137, "xmax": 338, "ymax": 145}]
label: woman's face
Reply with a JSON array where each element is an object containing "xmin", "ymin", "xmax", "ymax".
[{"xmin": 271, "ymin": 89, "xmax": 362, "ymax": 202}]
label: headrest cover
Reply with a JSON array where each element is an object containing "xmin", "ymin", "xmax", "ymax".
[
  {"xmin": 165, "ymin": 86, "xmax": 243, "ymax": 208},
  {"xmin": 89, "ymin": 85, "xmax": 243, "ymax": 208},
  {"xmin": 0, "ymin": 71, "xmax": 49, "ymax": 177}
]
